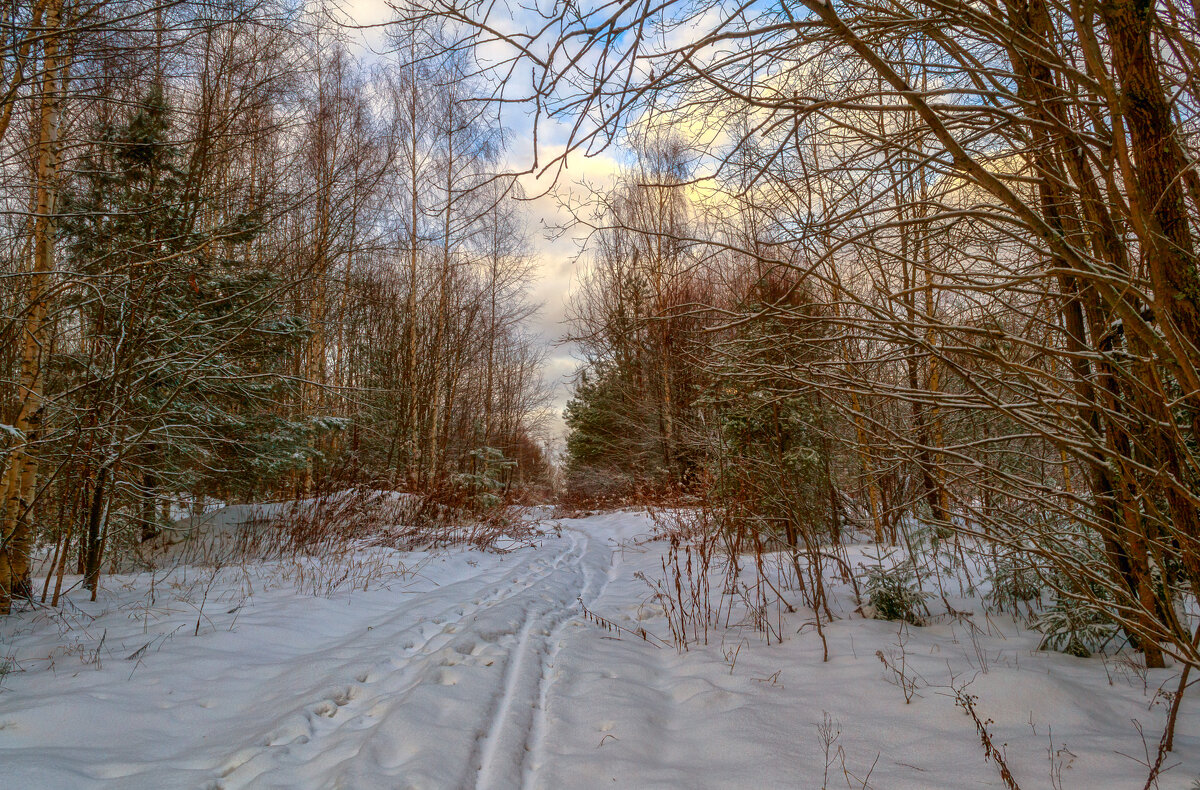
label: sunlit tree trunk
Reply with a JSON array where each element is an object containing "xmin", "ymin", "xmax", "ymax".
[{"xmin": 2, "ymin": 0, "xmax": 62, "ymax": 614}]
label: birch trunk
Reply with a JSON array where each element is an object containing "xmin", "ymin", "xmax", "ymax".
[{"xmin": 1, "ymin": 0, "xmax": 62, "ymax": 614}]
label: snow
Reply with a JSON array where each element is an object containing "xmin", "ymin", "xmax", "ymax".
[{"xmin": 1, "ymin": 510, "xmax": 1197, "ymax": 788}]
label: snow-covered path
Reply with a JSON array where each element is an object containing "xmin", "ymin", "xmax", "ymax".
[
  {"xmin": 0, "ymin": 513, "xmax": 630, "ymax": 790},
  {"xmin": 206, "ymin": 519, "xmax": 615, "ymax": 790},
  {"xmin": 2, "ymin": 511, "xmax": 1198, "ymax": 788}
]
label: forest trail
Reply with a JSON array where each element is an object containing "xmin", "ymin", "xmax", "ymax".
[
  {"xmin": 209, "ymin": 519, "xmax": 616, "ymax": 790},
  {"xmin": 2, "ymin": 510, "xmax": 1197, "ymax": 789},
  {"xmin": 0, "ymin": 513, "xmax": 639, "ymax": 790}
]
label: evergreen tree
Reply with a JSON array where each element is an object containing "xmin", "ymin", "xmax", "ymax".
[
  {"xmin": 59, "ymin": 84, "xmax": 308, "ymax": 553},
  {"xmin": 564, "ymin": 363, "xmax": 671, "ymax": 498}
]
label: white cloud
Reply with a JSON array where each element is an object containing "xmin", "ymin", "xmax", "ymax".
[
  {"xmin": 512, "ymin": 142, "xmax": 622, "ymax": 439},
  {"xmin": 339, "ymin": 3, "xmax": 629, "ymax": 441}
]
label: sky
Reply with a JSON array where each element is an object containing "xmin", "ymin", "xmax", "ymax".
[{"xmin": 338, "ymin": 0, "xmax": 623, "ymax": 446}]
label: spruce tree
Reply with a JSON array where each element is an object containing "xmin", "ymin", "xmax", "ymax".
[{"xmin": 59, "ymin": 84, "xmax": 308, "ymax": 562}]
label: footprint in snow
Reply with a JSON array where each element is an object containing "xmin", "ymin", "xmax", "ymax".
[
  {"xmin": 263, "ymin": 721, "xmax": 310, "ymax": 747},
  {"xmin": 332, "ymin": 685, "xmax": 359, "ymax": 706},
  {"xmin": 219, "ymin": 748, "xmax": 260, "ymax": 777}
]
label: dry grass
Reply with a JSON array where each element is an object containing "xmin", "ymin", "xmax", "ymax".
[{"xmin": 133, "ymin": 487, "xmax": 547, "ymax": 602}]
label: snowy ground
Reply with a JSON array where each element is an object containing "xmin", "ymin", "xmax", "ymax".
[{"xmin": 1, "ymin": 510, "xmax": 1197, "ymax": 789}]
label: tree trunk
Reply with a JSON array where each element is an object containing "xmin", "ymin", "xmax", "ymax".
[
  {"xmin": 1, "ymin": 0, "xmax": 62, "ymax": 614},
  {"xmin": 140, "ymin": 462, "xmax": 158, "ymax": 543},
  {"xmin": 84, "ymin": 465, "xmax": 108, "ymax": 596}
]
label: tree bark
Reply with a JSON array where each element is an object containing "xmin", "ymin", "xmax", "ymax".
[{"xmin": 1, "ymin": 0, "xmax": 62, "ymax": 614}]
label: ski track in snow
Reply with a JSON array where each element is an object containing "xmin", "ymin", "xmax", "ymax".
[
  {"xmin": 2, "ymin": 510, "xmax": 1199, "ymax": 789},
  {"xmin": 474, "ymin": 527, "xmax": 588, "ymax": 790},
  {"xmin": 213, "ymin": 522, "xmax": 612, "ymax": 790}
]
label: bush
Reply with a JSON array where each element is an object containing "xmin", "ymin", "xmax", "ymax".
[
  {"xmin": 861, "ymin": 554, "xmax": 930, "ymax": 625},
  {"xmin": 1032, "ymin": 595, "xmax": 1120, "ymax": 657},
  {"xmin": 1026, "ymin": 526, "xmax": 1124, "ymax": 658},
  {"xmin": 986, "ymin": 551, "xmax": 1045, "ymax": 614}
]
